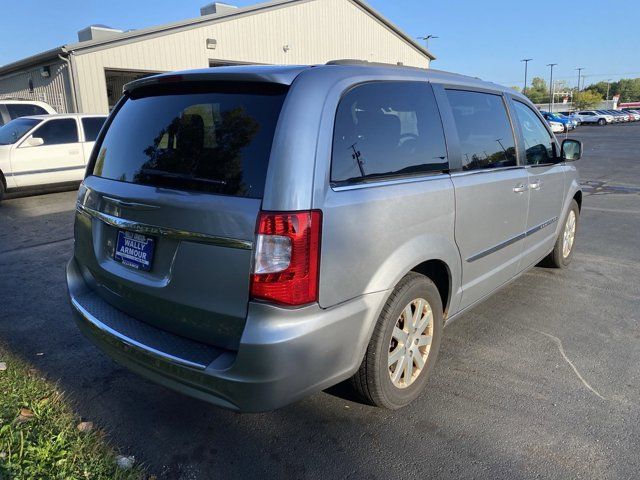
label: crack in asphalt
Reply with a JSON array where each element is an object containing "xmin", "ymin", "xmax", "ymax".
[
  {"xmin": 537, "ymin": 330, "xmax": 606, "ymax": 401},
  {"xmin": 0, "ymin": 237, "xmax": 73, "ymax": 257}
]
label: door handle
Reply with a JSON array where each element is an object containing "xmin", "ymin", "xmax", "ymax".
[
  {"xmin": 513, "ymin": 183, "xmax": 528, "ymax": 193},
  {"xmin": 529, "ymin": 180, "xmax": 542, "ymax": 190}
]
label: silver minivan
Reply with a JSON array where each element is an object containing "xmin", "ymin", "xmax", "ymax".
[{"xmin": 67, "ymin": 62, "xmax": 583, "ymax": 411}]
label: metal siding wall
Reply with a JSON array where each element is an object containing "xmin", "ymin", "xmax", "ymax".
[
  {"xmin": 73, "ymin": 0, "xmax": 430, "ymax": 113},
  {"xmin": 0, "ymin": 61, "xmax": 71, "ymax": 113}
]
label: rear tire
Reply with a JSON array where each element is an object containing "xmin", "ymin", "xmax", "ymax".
[
  {"xmin": 598, "ymin": 118, "xmax": 606, "ymax": 126},
  {"xmin": 350, "ymin": 272, "xmax": 443, "ymax": 409},
  {"xmin": 541, "ymin": 199, "xmax": 579, "ymax": 268}
]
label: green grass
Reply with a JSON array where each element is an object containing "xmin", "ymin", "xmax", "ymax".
[{"xmin": 0, "ymin": 346, "xmax": 147, "ymax": 480}]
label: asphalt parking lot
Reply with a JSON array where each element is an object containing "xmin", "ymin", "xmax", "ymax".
[{"xmin": 1, "ymin": 122, "xmax": 639, "ymax": 479}]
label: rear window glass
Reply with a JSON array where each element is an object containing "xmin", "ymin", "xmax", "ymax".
[
  {"xmin": 6, "ymin": 103, "xmax": 48, "ymax": 119},
  {"xmin": 0, "ymin": 118, "xmax": 41, "ymax": 145},
  {"xmin": 92, "ymin": 83, "xmax": 288, "ymax": 198}
]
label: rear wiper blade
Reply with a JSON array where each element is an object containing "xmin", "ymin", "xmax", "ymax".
[{"xmin": 139, "ymin": 169, "xmax": 227, "ymax": 186}]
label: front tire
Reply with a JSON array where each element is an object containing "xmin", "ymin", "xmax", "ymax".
[
  {"xmin": 598, "ymin": 118, "xmax": 606, "ymax": 126},
  {"xmin": 350, "ymin": 273, "xmax": 443, "ymax": 409},
  {"xmin": 541, "ymin": 199, "xmax": 579, "ymax": 268}
]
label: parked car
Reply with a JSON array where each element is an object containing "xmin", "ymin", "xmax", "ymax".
[
  {"xmin": 0, "ymin": 99, "xmax": 56, "ymax": 126},
  {"xmin": 0, "ymin": 113, "xmax": 107, "ymax": 201},
  {"xmin": 67, "ymin": 63, "xmax": 583, "ymax": 412},
  {"xmin": 622, "ymin": 109, "xmax": 640, "ymax": 121},
  {"xmin": 575, "ymin": 110, "xmax": 613, "ymax": 125},
  {"xmin": 541, "ymin": 111, "xmax": 574, "ymax": 132},
  {"xmin": 548, "ymin": 120, "xmax": 565, "ymax": 133},
  {"xmin": 607, "ymin": 110, "xmax": 632, "ymax": 122},
  {"xmin": 598, "ymin": 110, "xmax": 626, "ymax": 122},
  {"xmin": 558, "ymin": 111, "xmax": 582, "ymax": 127}
]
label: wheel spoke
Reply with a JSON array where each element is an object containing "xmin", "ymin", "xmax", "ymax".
[
  {"xmin": 404, "ymin": 355, "xmax": 413, "ymax": 383},
  {"xmin": 417, "ymin": 334, "xmax": 432, "ymax": 347},
  {"xmin": 413, "ymin": 349, "xmax": 425, "ymax": 369},
  {"xmin": 388, "ymin": 347, "xmax": 404, "ymax": 367},
  {"xmin": 393, "ymin": 327, "xmax": 408, "ymax": 344},
  {"xmin": 416, "ymin": 308, "xmax": 432, "ymax": 334},
  {"xmin": 392, "ymin": 354, "xmax": 406, "ymax": 383},
  {"xmin": 403, "ymin": 304, "xmax": 413, "ymax": 326},
  {"xmin": 412, "ymin": 299, "xmax": 424, "ymax": 329}
]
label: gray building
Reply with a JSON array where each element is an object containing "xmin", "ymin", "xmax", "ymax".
[{"xmin": 0, "ymin": 0, "xmax": 434, "ymax": 114}]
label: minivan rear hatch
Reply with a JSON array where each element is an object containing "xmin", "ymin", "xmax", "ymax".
[{"xmin": 74, "ymin": 79, "xmax": 289, "ymax": 350}]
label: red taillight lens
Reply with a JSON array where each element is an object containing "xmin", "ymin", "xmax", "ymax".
[{"xmin": 250, "ymin": 210, "xmax": 322, "ymax": 306}]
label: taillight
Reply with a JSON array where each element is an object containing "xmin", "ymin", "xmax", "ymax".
[{"xmin": 250, "ymin": 210, "xmax": 322, "ymax": 306}]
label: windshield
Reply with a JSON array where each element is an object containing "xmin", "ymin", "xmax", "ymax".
[
  {"xmin": 0, "ymin": 118, "xmax": 41, "ymax": 145},
  {"xmin": 91, "ymin": 82, "xmax": 288, "ymax": 198}
]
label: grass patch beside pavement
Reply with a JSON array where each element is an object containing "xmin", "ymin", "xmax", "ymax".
[{"xmin": 0, "ymin": 346, "xmax": 146, "ymax": 480}]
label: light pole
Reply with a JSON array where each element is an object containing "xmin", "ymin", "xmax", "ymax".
[
  {"xmin": 606, "ymin": 79, "xmax": 612, "ymax": 101},
  {"xmin": 547, "ymin": 63, "xmax": 557, "ymax": 112},
  {"xmin": 575, "ymin": 67, "xmax": 585, "ymax": 92},
  {"xmin": 521, "ymin": 58, "xmax": 532, "ymax": 95},
  {"xmin": 417, "ymin": 35, "xmax": 438, "ymax": 49}
]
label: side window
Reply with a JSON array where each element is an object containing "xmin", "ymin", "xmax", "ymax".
[
  {"xmin": 31, "ymin": 119, "xmax": 78, "ymax": 145},
  {"xmin": 81, "ymin": 117, "xmax": 106, "ymax": 142},
  {"xmin": 6, "ymin": 104, "xmax": 47, "ymax": 119},
  {"xmin": 331, "ymin": 81, "xmax": 448, "ymax": 184},
  {"xmin": 512, "ymin": 101, "xmax": 555, "ymax": 165},
  {"xmin": 445, "ymin": 89, "xmax": 517, "ymax": 171}
]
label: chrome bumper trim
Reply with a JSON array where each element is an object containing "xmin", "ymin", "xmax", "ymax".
[{"xmin": 76, "ymin": 203, "xmax": 253, "ymax": 250}]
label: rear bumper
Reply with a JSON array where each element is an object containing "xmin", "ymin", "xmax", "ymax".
[{"xmin": 67, "ymin": 258, "xmax": 387, "ymax": 412}]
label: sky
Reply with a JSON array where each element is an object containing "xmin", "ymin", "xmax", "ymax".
[{"xmin": 1, "ymin": 0, "xmax": 639, "ymax": 89}]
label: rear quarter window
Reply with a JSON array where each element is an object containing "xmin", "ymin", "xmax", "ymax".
[
  {"xmin": 331, "ymin": 81, "xmax": 448, "ymax": 185},
  {"xmin": 91, "ymin": 82, "xmax": 288, "ymax": 198}
]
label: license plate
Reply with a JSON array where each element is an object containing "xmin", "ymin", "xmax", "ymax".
[{"xmin": 114, "ymin": 230, "xmax": 155, "ymax": 271}]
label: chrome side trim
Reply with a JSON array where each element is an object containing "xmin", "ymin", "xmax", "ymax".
[
  {"xmin": 70, "ymin": 297, "xmax": 207, "ymax": 370},
  {"xmin": 76, "ymin": 203, "xmax": 253, "ymax": 250},
  {"xmin": 331, "ymin": 172, "xmax": 449, "ymax": 191},
  {"xmin": 5, "ymin": 164, "xmax": 86, "ymax": 177},
  {"xmin": 467, "ymin": 216, "xmax": 558, "ymax": 262}
]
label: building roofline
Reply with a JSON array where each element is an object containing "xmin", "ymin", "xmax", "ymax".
[
  {"xmin": 0, "ymin": 0, "xmax": 434, "ymax": 77},
  {"xmin": 0, "ymin": 47, "xmax": 68, "ymax": 77}
]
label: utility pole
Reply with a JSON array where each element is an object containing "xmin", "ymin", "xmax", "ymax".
[
  {"xmin": 521, "ymin": 58, "xmax": 532, "ymax": 95},
  {"xmin": 417, "ymin": 35, "xmax": 438, "ymax": 49},
  {"xmin": 547, "ymin": 63, "xmax": 557, "ymax": 112},
  {"xmin": 606, "ymin": 79, "xmax": 612, "ymax": 101},
  {"xmin": 575, "ymin": 67, "xmax": 585, "ymax": 92}
]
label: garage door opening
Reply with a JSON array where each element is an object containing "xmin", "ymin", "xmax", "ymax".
[{"xmin": 105, "ymin": 69, "xmax": 161, "ymax": 110}]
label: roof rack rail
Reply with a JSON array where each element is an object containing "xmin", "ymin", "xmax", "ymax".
[{"xmin": 325, "ymin": 59, "xmax": 425, "ymax": 69}]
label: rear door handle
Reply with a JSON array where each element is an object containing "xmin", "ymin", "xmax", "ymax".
[
  {"xmin": 513, "ymin": 184, "xmax": 528, "ymax": 193},
  {"xmin": 529, "ymin": 180, "xmax": 542, "ymax": 190}
]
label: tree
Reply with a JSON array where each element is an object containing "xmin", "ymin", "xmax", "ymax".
[
  {"xmin": 524, "ymin": 77, "xmax": 549, "ymax": 104},
  {"xmin": 573, "ymin": 90, "xmax": 603, "ymax": 110},
  {"xmin": 616, "ymin": 78, "xmax": 640, "ymax": 103}
]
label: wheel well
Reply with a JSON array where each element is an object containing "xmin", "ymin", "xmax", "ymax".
[
  {"xmin": 573, "ymin": 191, "xmax": 582, "ymax": 210},
  {"xmin": 411, "ymin": 260, "xmax": 451, "ymax": 315},
  {"xmin": 0, "ymin": 170, "xmax": 6, "ymax": 190}
]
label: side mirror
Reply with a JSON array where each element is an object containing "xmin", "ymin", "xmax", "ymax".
[
  {"xmin": 561, "ymin": 139, "xmax": 582, "ymax": 161},
  {"xmin": 23, "ymin": 136, "xmax": 44, "ymax": 148}
]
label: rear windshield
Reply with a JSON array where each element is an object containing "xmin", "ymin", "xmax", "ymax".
[
  {"xmin": 0, "ymin": 118, "xmax": 41, "ymax": 145},
  {"xmin": 91, "ymin": 82, "xmax": 288, "ymax": 198}
]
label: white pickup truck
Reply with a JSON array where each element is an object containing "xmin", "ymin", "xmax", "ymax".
[{"xmin": 0, "ymin": 113, "xmax": 106, "ymax": 201}]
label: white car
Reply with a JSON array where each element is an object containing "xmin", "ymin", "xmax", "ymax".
[
  {"xmin": 575, "ymin": 110, "xmax": 613, "ymax": 125},
  {"xmin": 0, "ymin": 113, "xmax": 106, "ymax": 201},
  {"xmin": 548, "ymin": 120, "xmax": 564, "ymax": 133},
  {"xmin": 0, "ymin": 99, "xmax": 56, "ymax": 126}
]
